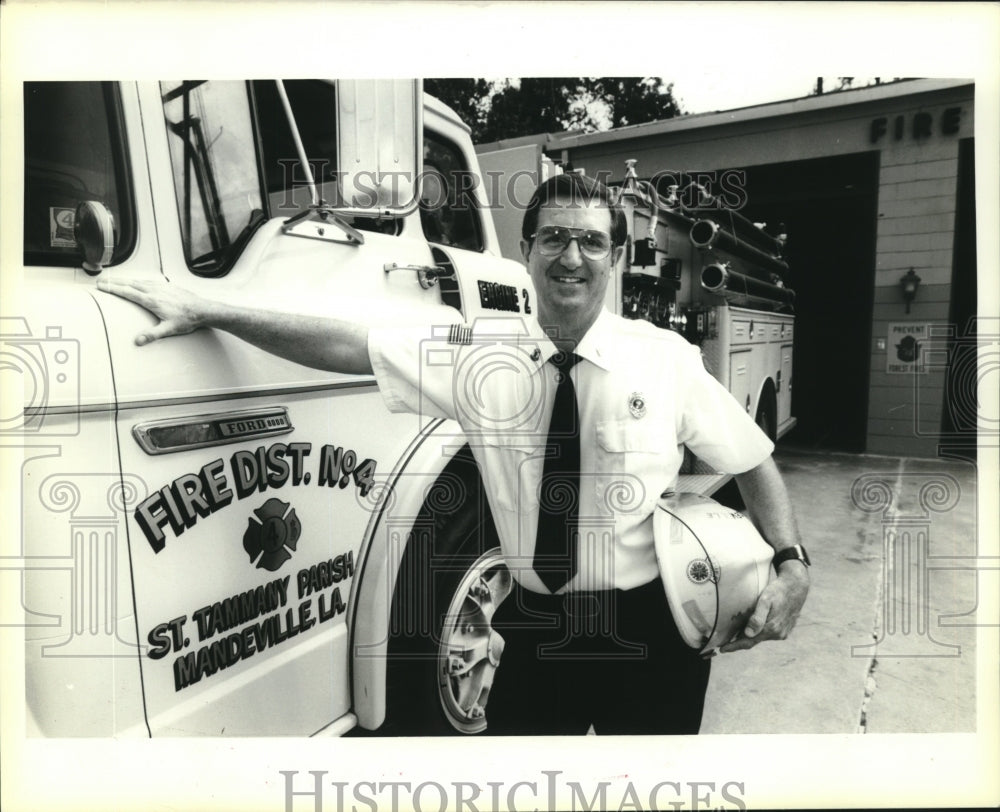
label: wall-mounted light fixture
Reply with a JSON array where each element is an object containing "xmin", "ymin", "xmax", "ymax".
[{"xmin": 900, "ymin": 268, "xmax": 921, "ymax": 314}]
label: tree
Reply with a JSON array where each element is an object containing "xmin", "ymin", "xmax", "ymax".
[
  {"xmin": 421, "ymin": 78, "xmax": 495, "ymax": 135},
  {"xmin": 424, "ymin": 77, "xmax": 682, "ymax": 144},
  {"xmin": 811, "ymin": 76, "xmax": 907, "ymax": 95},
  {"xmin": 577, "ymin": 77, "xmax": 682, "ymax": 130}
]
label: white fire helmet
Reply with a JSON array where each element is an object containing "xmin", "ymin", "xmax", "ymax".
[{"xmin": 653, "ymin": 491, "xmax": 774, "ymax": 654}]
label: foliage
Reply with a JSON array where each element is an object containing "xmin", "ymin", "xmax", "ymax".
[
  {"xmin": 424, "ymin": 77, "xmax": 682, "ymax": 144},
  {"xmin": 810, "ymin": 77, "xmax": 907, "ymax": 95}
]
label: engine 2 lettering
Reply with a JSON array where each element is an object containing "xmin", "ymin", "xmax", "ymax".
[{"xmin": 478, "ymin": 280, "xmax": 521, "ymax": 312}]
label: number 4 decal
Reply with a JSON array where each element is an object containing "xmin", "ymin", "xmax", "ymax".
[{"xmin": 353, "ymin": 458, "xmax": 377, "ymax": 497}]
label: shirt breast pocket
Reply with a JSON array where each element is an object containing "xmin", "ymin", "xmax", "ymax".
[{"xmin": 594, "ymin": 419, "xmax": 677, "ymax": 516}]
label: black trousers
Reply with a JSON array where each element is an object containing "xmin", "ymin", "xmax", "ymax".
[{"xmin": 486, "ymin": 577, "xmax": 710, "ymax": 736}]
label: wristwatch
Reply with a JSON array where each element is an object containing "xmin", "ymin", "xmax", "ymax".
[{"xmin": 772, "ymin": 544, "xmax": 811, "ymax": 570}]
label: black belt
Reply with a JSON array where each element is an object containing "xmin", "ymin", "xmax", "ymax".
[{"xmin": 512, "ymin": 577, "xmax": 663, "ymax": 617}]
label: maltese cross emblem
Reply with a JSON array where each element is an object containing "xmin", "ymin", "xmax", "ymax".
[{"xmin": 243, "ymin": 497, "xmax": 301, "ymax": 571}]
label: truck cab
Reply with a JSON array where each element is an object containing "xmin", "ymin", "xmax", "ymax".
[{"xmin": 16, "ymin": 79, "xmax": 531, "ymax": 736}]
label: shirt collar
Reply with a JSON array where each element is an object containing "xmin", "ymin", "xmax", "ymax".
[
  {"xmin": 521, "ymin": 307, "xmax": 616, "ymax": 373},
  {"xmin": 568, "ymin": 307, "xmax": 615, "ymax": 372}
]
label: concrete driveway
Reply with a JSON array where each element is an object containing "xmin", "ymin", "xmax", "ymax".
[{"xmin": 700, "ymin": 447, "xmax": 985, "ymax": 734}]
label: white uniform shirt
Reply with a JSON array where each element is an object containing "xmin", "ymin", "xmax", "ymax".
[{"xmin": 368, "ymin": 308, "xmax": 774, "ymax": 593}]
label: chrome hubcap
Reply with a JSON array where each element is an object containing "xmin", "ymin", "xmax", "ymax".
[{"xmin": 437, "ymin": 547, "xmax": 512, "ymax": 733}]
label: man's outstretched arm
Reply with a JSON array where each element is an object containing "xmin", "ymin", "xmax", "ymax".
[{"xmin": 97, "ymin": 278, "xmax": 373, "ymax": 374}]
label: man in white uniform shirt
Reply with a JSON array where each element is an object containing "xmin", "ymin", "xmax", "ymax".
[{"xmin": 99, "ymin": 173, "xmax": 809, "ymax": 735}]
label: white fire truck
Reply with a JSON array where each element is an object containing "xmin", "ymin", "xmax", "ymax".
[{"xmin": 9, "ymin": 79, "xmax": 793, "ymax": 739}]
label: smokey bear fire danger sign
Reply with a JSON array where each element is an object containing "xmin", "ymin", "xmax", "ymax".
[{"xmin": 887, "ymin": 322, "xmax": 927, "ymax": 374}]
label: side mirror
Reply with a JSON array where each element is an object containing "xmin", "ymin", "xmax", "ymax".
[
  {"xmin": 74, "ymin": 201, "xmax": 116, "ymax": 275},
  {"xmin": 335, "ymin": 79, "xmax": 421, "ymax": 217}
]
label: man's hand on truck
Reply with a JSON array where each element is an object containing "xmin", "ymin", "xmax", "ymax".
[{"xmin": 96, "ymin": 277, "xmax": 374, "ymax": 375}]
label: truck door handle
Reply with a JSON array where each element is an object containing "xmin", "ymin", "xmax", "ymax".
[
  {"xmin": 132, "ymin": 407, "xmax": 293, "ymax": 455},
  {"xmin": 384, "ymin": 262, "xmax": 455, "ymax": 289}
]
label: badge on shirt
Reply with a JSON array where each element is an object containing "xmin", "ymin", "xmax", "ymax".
[
  {"xmin": 448, "ymin": 324, "xmax": 473, "ymax": 345},
  {"xmin": 628, "ymin": 392, "xmax": 647, "ymax": 419}
]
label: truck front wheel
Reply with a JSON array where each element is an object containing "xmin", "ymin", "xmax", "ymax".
[
  {"xmin": 433, "ymin": 546, "xmax": 512, "ymax": 733},
  {"xmin": 380, "ymin": 446, "xmax": 513, "ymax": 735}
]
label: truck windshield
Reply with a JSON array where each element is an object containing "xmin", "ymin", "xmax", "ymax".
[
  {"xmin": 161, "ymin": 80, "xmax": 267, "ymax": 276},
  {"xmin": 162, "ymin": 79, "xmax": 401, "ymax": 274},
  {"xmin": 23, "ymin": 81, "xmax": 135, "ymax": 268}
]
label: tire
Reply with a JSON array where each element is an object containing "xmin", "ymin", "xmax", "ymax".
[
  {"xmin": 377, "ymin": 445, "xmax": 513, "ymax": 735},
  {"xmin": 755, "ymin": 383, "xmax": 778, "ymax": 443}
]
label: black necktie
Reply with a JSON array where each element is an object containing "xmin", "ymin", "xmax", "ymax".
[{"xmin": 533, "ymin": 351, "xmax": 582, "ymax": 593}]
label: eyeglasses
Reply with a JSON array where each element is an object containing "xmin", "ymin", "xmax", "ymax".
[{"xmin": 530, "ymin": 225, "xmax": 613, "ymax": 261}]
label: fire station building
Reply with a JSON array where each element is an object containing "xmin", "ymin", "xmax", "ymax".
[{"xmin": 481, "ymin": 79, "xmax": 978, "ymax": 460}]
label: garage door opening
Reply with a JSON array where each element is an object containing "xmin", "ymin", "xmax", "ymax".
[{"xmin": 737, "ymin": 152, "xmax": 880, "ymax": 453}]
